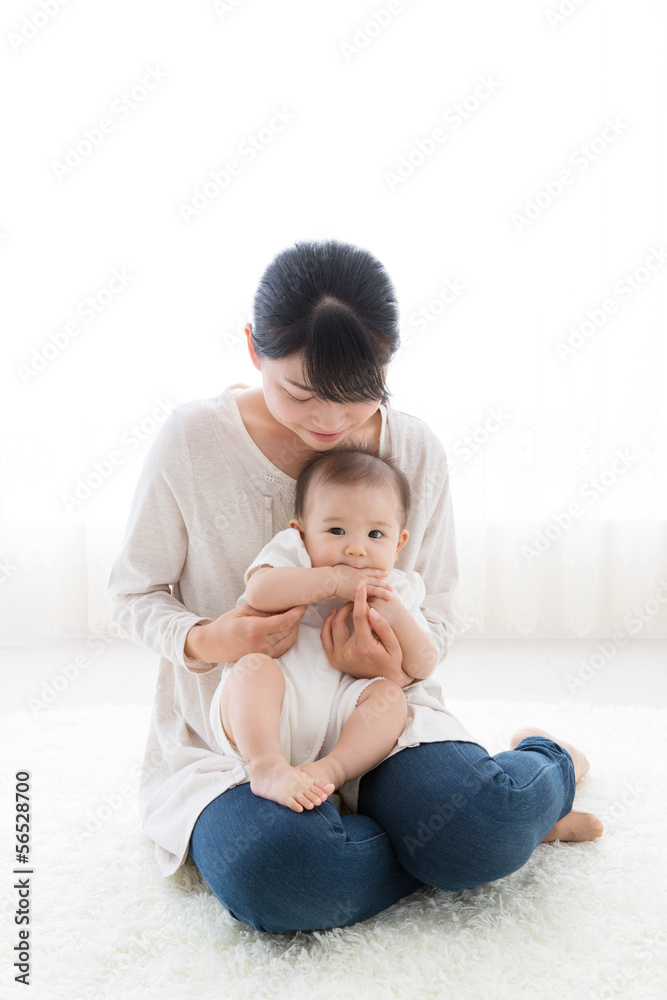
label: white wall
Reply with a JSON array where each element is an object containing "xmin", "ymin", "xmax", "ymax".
[{"xmin": 1, "ymin": 0, "xmax": 666, "ymax": 637}]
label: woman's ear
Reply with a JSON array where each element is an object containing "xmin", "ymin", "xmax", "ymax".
[{"xmin": 245, "ymin": 324, "xmax": 261, "ymax": 372}]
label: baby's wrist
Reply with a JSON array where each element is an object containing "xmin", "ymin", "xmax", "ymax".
[
  {"xmin": 369, "ymin": 593, "xmax": 403, "ymax": 621},
  {"xmin": 314, "ymin": 565, "xmax": 339, "ymax": 603}
]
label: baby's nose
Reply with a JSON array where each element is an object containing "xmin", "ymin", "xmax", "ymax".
[{"xmin": 345, "ymin": 539, "xmax": 367, "ymax": 556}]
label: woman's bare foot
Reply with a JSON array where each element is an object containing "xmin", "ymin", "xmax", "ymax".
[
  {"xmin": 540, "ymin": 810, "xmax": 604, "ymax": 842},
  {"xmin": 248, "ymin": 754, "xmax": 335, "ymax": 813},
  {"xmin": 509, "ymin": 726, "xmax": 603, "ymax": 842},
  {"xmin": 509, "ymin": 726, "xmax": 590, "ymax": 783},
  {"xmin": 296, "ymin": 754, "xmax": 348, "ymax": 793}
]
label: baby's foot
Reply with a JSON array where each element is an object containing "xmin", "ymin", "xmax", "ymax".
[
  {"xmin": 509, "ymin": 726, "xmax": 590, "ymax": 783},
  {"xmin": 248, "ymin": 754, "xmax": 335, "ymax": 813},
  {"xmin": 540, "ymin": 810, "xmax": 604, "ymax": 843},
  {"xmin": 296, "ymin": 754, "xmax": 347, "ymax": 793}
]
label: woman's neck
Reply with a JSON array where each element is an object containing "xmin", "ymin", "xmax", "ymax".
[{"xmin": 234, "ymin": 387, "xmax": 382, "ymax": 479}]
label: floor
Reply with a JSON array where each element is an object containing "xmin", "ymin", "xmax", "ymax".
[{"xmin": 3, "ymin": 637, "xmax": 665, "ymax": 714}]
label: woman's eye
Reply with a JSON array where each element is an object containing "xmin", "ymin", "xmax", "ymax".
[{"xmin": 286, "ymin": 392, "xmax": 311, "ymax": 403}]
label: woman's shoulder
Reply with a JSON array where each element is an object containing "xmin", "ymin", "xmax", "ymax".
[
  {"xmin": 161, "ymin": 388, "xmax": 242, "ymax": 439},
  {"xmin": 141, "ymin": 391, "xmax": 240, "ymax": 471},
  {"xmin": 386, "ymin": 403, "xmax": 447, "ymax": 459}
]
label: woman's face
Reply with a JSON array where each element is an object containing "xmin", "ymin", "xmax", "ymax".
[{"xmin": 245, "ymin": 325, "xmax": 384, "ymax": 451}]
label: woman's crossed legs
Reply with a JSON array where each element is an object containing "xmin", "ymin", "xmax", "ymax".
[{"xmin": 189, "ymin": 732, "xmax": 594, "ymax": 934}]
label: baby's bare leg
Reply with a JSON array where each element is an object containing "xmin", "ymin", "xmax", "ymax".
[
  {"xmin": 297, "ymin": 680, "xmax": 408, "ymax": 791},
  {"xmin": 219, "ymin": 653, "xmax": 334, "ymax": 812}
]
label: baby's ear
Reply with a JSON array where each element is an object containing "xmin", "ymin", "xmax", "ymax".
[
  {"xmin": 289, "ymin": 519, "xmax": 306, "ymax": 542},
  {"xmin": 395, "ymin": 529, "xmax": 409, "ymax": 557}
]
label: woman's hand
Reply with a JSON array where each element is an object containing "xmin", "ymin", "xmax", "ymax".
[
  {"xmin": 321, "ymin": 581, "xmax": 413, "ymax": 687},
  {"xmin": 184, "ymin": 603, "xmax": 308, "ymax": 664},
  {"xmin": 332, "ymin": 564, "xmax": 394, "ymax": 603}
]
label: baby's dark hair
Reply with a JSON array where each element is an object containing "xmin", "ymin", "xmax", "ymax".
[{"xmin": 294, "ymin": 443, "xmax": 411, "ymax": 529}]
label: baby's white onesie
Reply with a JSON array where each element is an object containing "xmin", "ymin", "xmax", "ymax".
[{"xmin": 209, "ymin": 527, "xmax": 432, "ymax": 778}]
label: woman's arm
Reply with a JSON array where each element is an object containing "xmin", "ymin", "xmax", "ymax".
[
  {"xmin": 107, "ymin": 410, "xmax": 307, "ymax": 672},
  {"xmin": 409, "ymin": 428, "xmax": 459, "ymax": 666},
  {"xmin": 182, "ymin": 602, "xmax": 307, "ymax": 665},
  {"xmin": 107, "ymin": 411, "xmax": 218, "ymax": 673}
]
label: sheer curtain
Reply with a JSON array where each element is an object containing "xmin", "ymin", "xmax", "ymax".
[{"xmin": 1, "ymin": 1, "xmax": 665, "ymax": 640}]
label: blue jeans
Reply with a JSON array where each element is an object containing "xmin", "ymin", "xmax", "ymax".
[{"xmin": 188, "ymin": 737, "xmax": 576, "ymax": 934}]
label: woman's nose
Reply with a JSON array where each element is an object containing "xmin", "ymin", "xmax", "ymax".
[
  {"xmin": 311, "ymin": 402, "xmax": 346, "ymax": 433},
  {"xmin": 313, "ymin": 419, "xmax": 345, "ymax": 433}
]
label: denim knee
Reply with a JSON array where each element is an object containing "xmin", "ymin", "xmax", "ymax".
[
  {"xmin": 190, "ymin": 802, "xmax": 307, "ymax": 932},
  {"xmin": 396, "ymin": 799, "xmax": 540, "ymax": 891},
  {"xmin": 358, "ymin": 741, "xmax": 573, "ymax": 893},
  {"xmin": 189, "ymin": 789, "xmax": 368, "ymax": 934}
]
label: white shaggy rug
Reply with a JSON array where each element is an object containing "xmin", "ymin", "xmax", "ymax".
[{"xmin": 1, "ymin": 699, "xmax": 665, "ymax": 1000}]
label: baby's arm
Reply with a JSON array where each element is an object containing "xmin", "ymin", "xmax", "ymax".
[
  {"xmin": 245, "ymin": 565, "xmax": 390, "ymax": 613},
  {"xmin": 245, "ymin": 566, "xmax": 337, "ymax": 612},
  {"xmin": 367, "ymin": 594, "xmax": 438, "ymax": 682}
]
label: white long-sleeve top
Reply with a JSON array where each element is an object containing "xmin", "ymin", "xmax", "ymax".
[{"xmin": 107, "ymin": 384, "xmax": 480, "ymax": 877}]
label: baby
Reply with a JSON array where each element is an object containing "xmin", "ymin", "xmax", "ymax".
[{"xmin": 209, "ymin": 445, "xmax": 439, "ymax": 813}]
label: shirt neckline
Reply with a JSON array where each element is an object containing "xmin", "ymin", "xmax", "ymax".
[{"xmin": 224, "ymin": 384, "xmax": 387, "ymax": 485}]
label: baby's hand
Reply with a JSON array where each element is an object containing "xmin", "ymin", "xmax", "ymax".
[
  {"xmin": 333, "ymin": 565, "xmax": 394, "ymax": 603},
  {"xmin": 366, "ymin": 592, "xmax": 403, "ymax": 624}
]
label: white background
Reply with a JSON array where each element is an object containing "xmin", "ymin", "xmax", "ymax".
[{"xmin": 1, "ymin": 0, "xmax": 666, "ymax": 639}]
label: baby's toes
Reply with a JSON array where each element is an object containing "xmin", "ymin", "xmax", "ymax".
[
  {"xmin": 303, "ymin": 784, "xmax": 327, "ymax": 805},
  {"xmin": 296, "ymin": 791, "xmax": 320, "ymax": 809}
]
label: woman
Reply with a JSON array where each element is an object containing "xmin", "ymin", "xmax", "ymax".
[{"xmin": 108, "ymin": 239, "xmax": 603, "ymax": 934}]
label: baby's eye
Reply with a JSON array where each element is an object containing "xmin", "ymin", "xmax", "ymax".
[
  {"xmin": 369, "ymin": 530, "xmax": 383, "ymax": 539},
  {"xmin": 329, "ymin": 527, "xmax": 344, "ymax": 535}
]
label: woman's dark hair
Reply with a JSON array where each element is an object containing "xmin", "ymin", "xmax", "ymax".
[
  {"xmin": 294, "ymin": 443, "xmax": 411, "ymax": 529},
  {"xmin": 251, "ymin": 239, "xmax": 400, "ymax": 405}
]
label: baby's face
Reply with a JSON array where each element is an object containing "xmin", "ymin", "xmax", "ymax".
[{"xmin": 289, "ymin": 480, "xmax": 408, "ymax": 575}]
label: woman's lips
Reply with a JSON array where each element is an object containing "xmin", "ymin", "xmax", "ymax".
[{"xmin": 308, "ymin": 430, "xmax": 345, "ymax": 441}]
